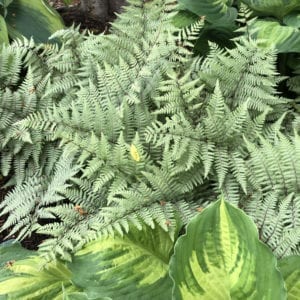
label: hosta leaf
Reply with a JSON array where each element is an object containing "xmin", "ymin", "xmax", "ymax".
[
  {"xmin": 241, "ymin": 0, "xmax": 300, "ymax": 19},
  {"xmin": 0, "ymin": 242, "xmax": 77, "ymax": 299},
  {"xmin": 69, "ymin": 224, "xmax": 174, "ymax": 300},
  {"xmin": 178, "ymin": 0, "xmax": 236, "ymax": 24},
  {"xmin": 0, "ymin": 240, "xmax": 33, "ymax": 261},
  {"xmin": 5, "ymin": 0, "xmax": 64, "ymax": 43},
  {"xmin": 64, "ymin": 293, "xmax": 89, "ymax": 300},
  {"xmin": 0, "ymin": 240, "xmax": 33, "ymax": 283},
  {"xmin": 0, "ymin": 14, "xmax": 8, "ymax": 44},
  {"xmin": 250, "ymin": 20, "xmax": 300, "ymax": 53},
  {"xmin": 169, "ymin": 198, "xmax": 286, "ymax": 299},
  {"xmin": 172, "ymin": 10, "xmax": 198, "ymax": 28},
  {"xmin": 283, "ymin": 12, "xmax": 300, "ymax": 28},
  {"xmin": 278, "ymin": 256, "xmax": 300, "ymax": 300}
]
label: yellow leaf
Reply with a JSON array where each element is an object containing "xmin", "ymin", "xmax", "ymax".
[{"xmin": 130, "ymin": 144, "xmax": 140, "ymax": 162}]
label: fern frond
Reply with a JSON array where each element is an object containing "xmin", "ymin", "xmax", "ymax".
[
  {"xmin": 1, "ymin": 0, "xmax": 297, "ymax": 262},
  {"xmin": 0, "ymin": 155, "xmax": 79, "ymax": 240},
  {"xmin": 242, "ymin": 134, "xmax": 300, "ymax": 257}
]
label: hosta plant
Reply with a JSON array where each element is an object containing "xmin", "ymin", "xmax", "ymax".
[
  {"xmin": 0, "ymin": 199, "xmax": 299, "ymax": 299},
  {"xmin": 176, "ymin": 0, "xmax": 300, "ymax": 54}
]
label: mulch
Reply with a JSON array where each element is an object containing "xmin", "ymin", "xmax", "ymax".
[{"xmin": 49, "ymin": 0, "xmax": 108, "ymax": 34}]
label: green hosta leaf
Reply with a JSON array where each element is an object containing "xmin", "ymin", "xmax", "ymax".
[
  {"xmin": 172, "ymin": 10, "xmax": 198, "ymax": 28},
  {"xmin": 178, "ymin": 0, "xmax": 236, "ymax": 24},
  {"xmin": 0, "ymin": 14, "xmax": 8, "ymax": 44},
  {"xmin": 0, "ymin": 240, "xmax": 33, "ymax": 281},
  {"xmin": 250, "ymin": 19, "xmax": 300, "ymax": 53},
  {"xmin": 0, "ymin": 240, "xmax": 33, "ymax": 262},
  {"xmin": 283, "ymin": 12, "xmax": 300, "ymax": 28},
  {"xmin": 278, "ymin": 256, "xmax": 300, "ymax": 300},
  {"xmin": 69, "ymin": 224, "xmax": 174, "ymax": 300},
  {"xmin": 169, "ymin": 198, "xmax": 286, "ymax": 299},
  {"xmin": 241, "ymin": 0, "xmax": 300, "ymax": 19},
  {"xmin": 64, "ymin": 293, "xmax": 89, "ymax": 300},
  {"xmin": 5, "ymin": 0, "xmax": 64, "ymax": 43},
  {"xmin": 0, "ymin": 244, "xmax": 77, "ymax": 299}
]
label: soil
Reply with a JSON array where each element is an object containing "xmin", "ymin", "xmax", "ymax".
[{"xmin": 49, "ymin": 0, "xmax": 110, "ymax": 34}]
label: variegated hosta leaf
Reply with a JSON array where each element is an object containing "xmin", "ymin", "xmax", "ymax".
[
  {"xmin": 63, "ymin": 292, "xmax": 96, "ymax": 300},
  {"xmin": 241, "ymin": 0, "xmax": 300, "ymax": 19},
  {"xmin": 0, "ymin": 241, "xmax": 78, "ymax": 299},
  {"xmin": 69, "ymin": 224, "xmax": 174, "ymax": 300},
  {"xmin": 0, "ymin": 240, "xmax": 33, "ymax": 283},
  {"xmin": 169, "ymin": 198, "xmax": 286, "ymax": 299},
  {"xmin": 278, "ymin": 256, "xmax": 300, "ymax": 300},
  {"xmin": 250, "ymin": 20, "xmax": 300, "ymax": 53}
]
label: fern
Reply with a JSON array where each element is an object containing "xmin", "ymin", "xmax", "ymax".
[
  {"xmin": 242, "ymin": 134, "xmax": 300, "ymax": 257},
  {"xmin": 0, "ymin": 0, "xmax": 298, "ymax": 261},
  {"xmin": 199, "ymin": 37, "xmax": 288, "ymax": 115},
  {"xmin": 0, "ymin": 29, "xmax": 87, "ymax": 184},
  {"xmin": 0, "ymin": 155, "xmax": 79, "ymax": 241}
]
